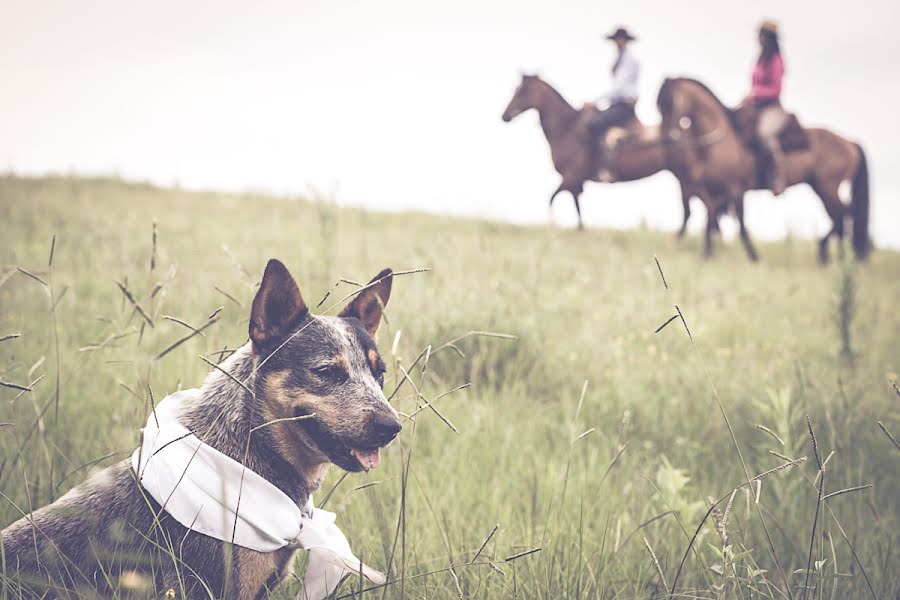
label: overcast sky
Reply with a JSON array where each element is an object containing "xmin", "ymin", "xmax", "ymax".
[{"xmin": 2, "ymin": 0, "xmax": 899, "ymax": 248}]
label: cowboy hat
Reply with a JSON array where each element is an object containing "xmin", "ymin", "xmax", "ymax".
[
  {"xmin": 759, "ymin": 19, "xmax": 779, "ymax": 34},
  {"xmin": 606, "ymin": 27, "xmax": 636, "ymax": 42}
]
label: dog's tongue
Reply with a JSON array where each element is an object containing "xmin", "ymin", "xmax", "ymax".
[{"xmin": 351, "ymin": 447, "xmax": 381, "ymax": 471}]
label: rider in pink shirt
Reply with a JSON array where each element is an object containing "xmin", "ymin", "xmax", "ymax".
[
  {"xmin": 745, "ymin": 20, "xmax": 788, "ymax": 194},
  {"xmin": 750, "ymin": 52, "xmax": 784, "ymax": 106}
]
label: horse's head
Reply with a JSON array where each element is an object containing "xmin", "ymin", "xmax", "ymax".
[
  {"xmin": 657, "ymin": 78, "xmax": 692, "ymax": 143},
  {"xmin": 502, "ymin": 74, "xmax": 542, "ymax": 122},
  {"xmin": 657, "ymin": 78, "xmax": 732, "ymax": 143}
]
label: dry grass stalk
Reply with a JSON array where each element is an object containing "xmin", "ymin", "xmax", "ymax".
[
  {"xmin": 155, "ymin": 317, "xmax": 220, "ymax": 360},
  {"xmin": 720, "ymin": 489, "xmax": 737, "ymax": 536},
  {"xmin": 504, "ymin": 547, "xmax": 541, "ymax": 562},
  {"xmin": 807, "ymin": 415, "xmax": 822, "ymax": 470},
  {"xmin": 654, "ymin": 255, "xmax": 668, "ymax": 289},
  {"xmin": 213, "ymin": 285, "xmax": 241, "ymax": 307},
  {"xmin": 115, "ymin": 280, "xmax": 154, "ymax": 328},
  {"xmin": 756, "ymin": 424, "xmax": 785, "ymax": 446},
  {"xmin": 487, "ymin": 561, "xmax": 505, "ymax": 576},
  {"xmin": 752, "ymin": 457, "xmax": 808, "ymax": 481},
  {"xmin": 654, "ymin": 314, "xmax": 679, "ymax": 334},
  {"xmin": 822, "ymin": 484, "xmax": 872, "ymax": 501},
  {"xmin": 16, "ymin": 266, "xmax": 47, "ymax": 287},
  {"xmin": 802, "ymin": 417, "xmax": 825, "ymax": 600},
  {"xmin": 470, "ymin": 523, "xmax": 500, "ymax": 564},
  {"xmin": 449, "ymin": 566, "xmax": 464, "ymax": 599},
  {"xmin": 0, "ymin": 380, "xmax": 33, "ymax": 392},
  {"xmin": 643, "ymin": 537, "xmax": 669, "ymax": 594},
  {"xmin": 877, "ymin": 421, "xmax": 900, "ymax": 451}
]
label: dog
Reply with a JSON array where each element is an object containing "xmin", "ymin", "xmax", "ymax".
[{"xmin": 1, "ymin": 259, "xmax": 402, "ymax": 598}]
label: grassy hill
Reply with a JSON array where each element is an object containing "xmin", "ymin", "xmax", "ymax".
[{"xmin": 1, "ymin": 175, "xmax": 898, "ymax": 598}]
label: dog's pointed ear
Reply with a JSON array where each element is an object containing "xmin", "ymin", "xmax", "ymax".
[
  {"xmin": 339, "ymin": 268, "xmax": 392, "ymax": 337},
  {"xmin": 249, "ymin": 259, "xmax": 309, "ymax": 348}
]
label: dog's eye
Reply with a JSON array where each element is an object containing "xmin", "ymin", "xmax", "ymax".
[
  {"xmin": 373, "ymin": 364, "xmax": 386, "ymax": 387},
  {"xmin": 312, "ymin": 364, "xmax": 348, "ymax": 383}
]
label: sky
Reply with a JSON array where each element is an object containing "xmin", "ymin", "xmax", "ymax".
[{"xmin": 2, "ymin": 0, "xmax": 899, "ymax": 248}]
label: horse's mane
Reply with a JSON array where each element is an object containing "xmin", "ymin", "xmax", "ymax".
[
  {"xmin": 657, "ymin": 77, "xmax": 740, "ymax": 132},
  {"xmin": 530, "ymin": 75, "xmax": 577, "ymax": 114}
]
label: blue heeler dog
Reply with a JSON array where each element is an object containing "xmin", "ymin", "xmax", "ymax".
[{"xmin": 1, "ymin": 259, "xmax": 402, "ymax": 598}]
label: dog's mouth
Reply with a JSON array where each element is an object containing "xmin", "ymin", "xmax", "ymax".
[
  {"xmin": 350, "ymin": 447, "xmax": 382, "ymax": 471},
  {"xmin": 290, "ymin": 406, "xmax": 398, "ymax": 473}
]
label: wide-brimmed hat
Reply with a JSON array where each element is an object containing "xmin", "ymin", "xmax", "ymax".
[
  {"xmin": 606, "ymin": 27, "xmax": 636, "ymax": 42},
  {"xmin": 759, "ymin": 19, "xmax": 779, "ymax": 35}
]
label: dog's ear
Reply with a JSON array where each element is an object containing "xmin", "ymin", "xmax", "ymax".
[
  {"xmin": 339, "ymin": 268, "xmax": 392, "ymax": 337},
  {"xmin": 250, "ymin": 259, "xmax": 309, "ymax": 348}
]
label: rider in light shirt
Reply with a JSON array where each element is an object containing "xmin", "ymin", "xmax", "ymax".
[{"xmin": 587, "ymin": 27, "xmax": 640, "ymax": 174}]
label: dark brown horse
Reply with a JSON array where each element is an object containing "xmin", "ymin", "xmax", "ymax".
[
  {"xmin": 657, "ymin": 77, "xmax": 870, "ymax": 262},
  {"xmin": 502, "ymin": 74, "xmax": 703, "ymax": 235}
]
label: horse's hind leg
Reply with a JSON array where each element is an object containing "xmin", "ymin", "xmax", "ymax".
[
  {"xmin": 809, "ymin": 179, "xmax": 846, "ymax": 265},
  {"xmin": 818, "ymin": 226, "xmax": 834, "ymax": 264},
  {"xmin": 704, "ymin": 209, "xmax": 716, "ymax": 259},
  {"xmin": 699, "ymin": 190, "xmax": 724, "ymax": 260},
  {"xmin": 735, "ymin": 196, "xmax": 759, "ymax": 262}
]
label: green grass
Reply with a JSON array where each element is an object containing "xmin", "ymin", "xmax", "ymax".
[{"xmin": 1, "ymin": 175, "xmax": 898, "ymax": 598}]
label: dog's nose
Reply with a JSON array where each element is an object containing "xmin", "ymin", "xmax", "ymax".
[{"xmin": 372, "ymin": 412, "xmax": 402, "ymax": 442}]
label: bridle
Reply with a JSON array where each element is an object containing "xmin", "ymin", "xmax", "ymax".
[{"xmin": 663, "ymin": 85, "xmax": 727, "ymax": 149}]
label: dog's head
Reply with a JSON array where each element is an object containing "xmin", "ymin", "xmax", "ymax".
[{"xmin": 249, "ymin": 259, "xmax": 401, "ymax": 475}]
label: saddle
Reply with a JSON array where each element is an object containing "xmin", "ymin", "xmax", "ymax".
[
  {"xmin": 732, "ymin": 103, "xmax": 809, "ymax": 153},
  {"xmin": 604, "ymin": 118, "xmax": 649, "ymax": 148},
  {"xmin": 732, "ymin": 103, "xmax": 809, "ymax": 189},
  {"xmin": 576, "ymin": 105, "xmax": 647, "ymax": 148}
]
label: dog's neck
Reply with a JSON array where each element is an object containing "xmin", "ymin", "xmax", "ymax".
[{"xmin": 180, "ymin": 344, "xmax": 328, "ymax": 507}]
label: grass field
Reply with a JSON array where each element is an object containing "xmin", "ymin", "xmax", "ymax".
[{"xmin": 1, "ymin": 175, "xmax": 898, "ymax": 598}]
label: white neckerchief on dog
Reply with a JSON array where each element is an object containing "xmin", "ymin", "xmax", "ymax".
[{"xmin": 130, "ymin": 388, "xmax": 385, "ymax": 600}]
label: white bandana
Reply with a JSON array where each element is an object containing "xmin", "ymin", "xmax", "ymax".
[{"xmin": 130, "ymin": 389, "xmax": 386, "ymax": 600}]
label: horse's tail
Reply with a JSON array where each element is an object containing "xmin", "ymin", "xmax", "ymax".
[{"xmin": 851, "ymin": 143, "xmax": 871, "ymax": 259}]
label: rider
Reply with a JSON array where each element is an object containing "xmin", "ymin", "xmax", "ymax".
[
  {"xmin": 746, "ymin": 19, "xmax": 787, "ymax": 194},
  {"xmin": 587, "ymin": 27, "xmax": 640, "ymax": 174}
]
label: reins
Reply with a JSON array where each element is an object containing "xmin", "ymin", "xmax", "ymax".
[{"xmin": 665, "ymin": 125, "xmax": 726, "ymax": 148}]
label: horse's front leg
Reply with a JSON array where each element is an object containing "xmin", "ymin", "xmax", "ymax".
[
  {"xmin": 547, "ymin": 183, "xmax": 565, "ymax": 227},
  {"xmin": 677, "ymin": 180, "xmax": 691, "ymax": 239},
  {"xmin": 734, "ymin": 196, "xmax": 759, "ymax": 262},
  {"xmin": 571, "ymin": 183, "xmax": 585, "ymax": 230}
]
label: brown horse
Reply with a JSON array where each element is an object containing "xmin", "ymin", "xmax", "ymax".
[
  {"xmin": 502, "ymin": 74, "xmax": 703, "ymax": 235},
  {"xmin": 657, "ymin": 77, "xmax": 870, "ymax": 262}
]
